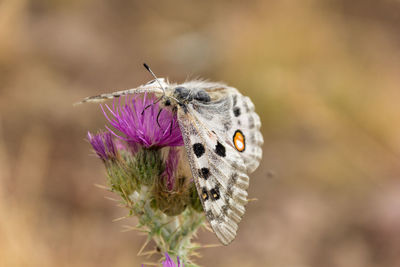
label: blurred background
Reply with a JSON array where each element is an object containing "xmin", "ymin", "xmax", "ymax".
[{"xmin": 1, "ymin": 0, "xmax": 400, "ymax": 266}]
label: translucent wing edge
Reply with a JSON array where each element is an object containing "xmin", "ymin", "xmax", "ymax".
[{"xmin": 74, "ymin": 86, "xmax": 164, "ymax": 105}]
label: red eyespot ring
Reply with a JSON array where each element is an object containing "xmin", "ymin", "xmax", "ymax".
[{"xmin": 233, "ymin": 130, "xmax": 245, "ymax": 152}]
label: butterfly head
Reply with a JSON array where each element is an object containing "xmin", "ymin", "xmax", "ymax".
[
  {"xmin": 143, "ymin": 64, "xmax": 210, "ymax": 108},
  {"xmin": 173, "ymin": 86, "xmax": 192, "ymax": 102}
]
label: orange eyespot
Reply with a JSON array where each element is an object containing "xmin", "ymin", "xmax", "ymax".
[{"xmin": 233, "ymin": 130, "xmax": 245, "ymax": 152}]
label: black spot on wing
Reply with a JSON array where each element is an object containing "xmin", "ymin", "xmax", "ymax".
[
  {"xmin": 215, "ymin": 142, "xmax": 226, "ymax": 157},
  {"xmin": 233, "ymin": 107, "xmax": 241, "ymax": 117},
  {"xmin": 210, "ymin": 187, "xmax": 220, "ymax": 201},
  {"xmin": 201, "ymin": 187, "xmax": 209, "ymax": 201},
  {"xmin": 198, "ymin": 168, "xmax": 210, "ymax": 180},
  {"xmin": 193, "ymin": 143, "xmax": 205, "ymax": 158}
]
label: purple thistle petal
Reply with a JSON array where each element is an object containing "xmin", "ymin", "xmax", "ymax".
[
  {"xmin": 101, "ymin": 94, "xmax": 184, "ymax": 148},
  {"xmin": 88, "ymin": 132, "xmax": 107, "ymax": 160},
  {"xmin": 113, "ymin": 138, "xmax": 139, "ymax": 155},
  {"xmin": 162, "ymin": 253, "xmax": 183, "ymax": 267},
  {"xmin": 103, "ymin": 132, "xmax": 116, "ymax": 157},
  {"xmin": 87, "ymin": 131, "xmax": 117, "ymax": 161},
  {"xmin": 177, "ymin": 256, "xmax": 183, "ymax": 267},
  {"xmin": 162, "ymin": 253, "xmax": 174, "ymax": 267}
]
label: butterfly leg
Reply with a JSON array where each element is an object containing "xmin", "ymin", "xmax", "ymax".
[
  {"xmin": 169, "ymin": 119, "xmax": 173, "ymax": 136},
  {"xmin": 156, "ymin": 108, "xmax": 163, "ymax": 128},
  {"xmin": 141, "ymin": 95, "xmax": 164, "ymax": 115}
]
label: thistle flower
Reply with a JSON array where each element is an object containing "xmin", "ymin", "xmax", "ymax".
[
  {"xmin": 162, "ymin": 253, "xmax": 184, "ymax": 267},
  {"xmin": 87, "ymin": 94, "xmax": 205, "ymax": 266},
  {"xmin": 87, "ymin": 131, "xmax": 117, "ymax": 162},
  {"xmin": 102, "ymin": 94, "xmax": 184, "ymax": 148}
]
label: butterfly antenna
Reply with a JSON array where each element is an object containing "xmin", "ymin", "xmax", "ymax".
[
  {"xmin": 141, "ymin": 63, "xmax": 166, "ymax": 116},
  {"xmin": 143, "ymin": 63, "xmax": 182, "ymax": 105},
  {"xmin": 143, "ymin": 63, "xmax": 166, "ymax": 96}
]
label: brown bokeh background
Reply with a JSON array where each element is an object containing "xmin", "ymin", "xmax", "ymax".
[{"xmin": 1, "ymin": 0, "xmax": 400, "ymax": 266}]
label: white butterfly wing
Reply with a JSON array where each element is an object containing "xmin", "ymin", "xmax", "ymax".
[
  {"xmin": 225, "ymin": 91, "xmax": 263, "ymax": 173},
  {"xmin": 181, "ymin": 81, "xmax": 263, "ymax": 173},
  {"xmin": 76, "ymin": 78, "xmax": 167, "ymax": 104},
  {"xmin": 177, "ymin": 106, "xmax": 249, "ymax": 245}
]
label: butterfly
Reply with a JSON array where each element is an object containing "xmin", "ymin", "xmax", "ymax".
[{"xmin": 78, "ymin": 64, "xmax": 264, "ymax": 245}]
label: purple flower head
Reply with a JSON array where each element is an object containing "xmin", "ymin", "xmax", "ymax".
[
  {"xmin": 162, "ymin": 253, "xmax": 184, "ymax": 267},
  {"xmin": 87, "ymin": 131, "xmax": 117, "ymax": 161},
  {"xmin": 102, "ymin": 94, "xmax": 184, "ymax": 148}
]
